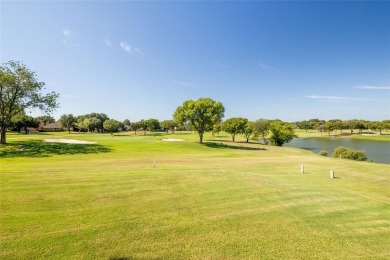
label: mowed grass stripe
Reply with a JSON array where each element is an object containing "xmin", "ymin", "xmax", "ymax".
[{"xmin": 1, "ymin": 132, "xmax": 389, "ymax": 259}]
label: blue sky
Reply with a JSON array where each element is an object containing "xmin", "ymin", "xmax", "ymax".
[{"xmin": 2, "ymin": 1, "xmax": 389, "ymax": 122}]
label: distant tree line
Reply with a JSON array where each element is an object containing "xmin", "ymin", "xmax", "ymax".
[
  {"xmin": 6, "ymin": 108, "xmax": 390, "ymax": 148},
  {"xmin": 1, "ymin": 61, "xmax": 388, "ymax": 146},
  {"xmin": 294, "ymin": 118, "xmax": 390, "ymax": 136}
]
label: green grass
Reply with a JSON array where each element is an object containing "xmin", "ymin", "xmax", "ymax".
[
  {"xmin": 1, "ymin": 132, "xmax": 389, "ymax": 259},
  {"xmin": 295, "ymin": 129, "xmax": 390, "ymax": 141}
]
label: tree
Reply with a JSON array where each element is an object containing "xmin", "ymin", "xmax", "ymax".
[
  {"xmin": 130, "ymin": 121, "xmax": 140, "ymax": 135},
  {"xmin": 317, "ymin": 124, "xmax": 325, "ymax": 135},
  {"xmin": 123, "ymin": 119, "xmax": 131, "ymax": 131},
  {"xmin": 356, "ymin": 120, "xmax": 367, "ymax": 134},
  {"xmin": 243, "ymin": 121, "xmax": 254, "ymax": 143},
  {"xmin": 161, "ymin": 120, "xmax": 178, "ymax": 134},
  {"xmin": 174, "ymin": 97, "xmax": 225, "ymax": 144},
  {"xmin": 382, "ymin": 120, "xmax": 390, "ymax": 132},
  {"xmin": 343, "ymin": 120, "xmax": 356, "ymax": 134},
  {"xmin": 297, "ymin": 120, "xmax": 311, "ymax": 133},
  {"xmin": 0, "ymin": 61, "xmax": 59, "ymax": 144},
  {"xmin": 222, "ymin": 117, "xmax": 248, "ymax": 142},
  {"xmin": 371, "ymin": 121, "xmax": 384, "ymax": 134},
  {"xmin": 253, "ymin": 119, "xmax": 270, "ymax": 145},
  {"xmin": 211, "ymin": 122, "xmax": 222, "ymax": 137},
  {"xmin": 11, "ymin": 113, "xmax": 39, "ymax": 133},
  {"xmin": 328, "ymin": 119, "xmax": 343, "ymax": 134},
  {"xmin": 36, "ymin": 115, "xmax": 55, "ymax": 125},
  {"xmin": 77, "ymin": 113, "xmax": 108, "ymax": 132},
  {"xmin": 145, "ymin": 118, "xmax": 160, "ymax": 133},
  {"xmin": 269, "ymin": 120, "xmax": 297, "ymax": 146},
  {"xmin": 325, "ymin": 121, "xmax": 336, "ymax": 136},
  {"xmin": 138, "ymin": 119, "xmax": 147, "ymax": 135},
  {"xmin": 103, "ymin": 119, "xmax": 122, "ymax": 135},
  {"xmin": 82, "ymin": 117, "xmax": 101, "ymax": 132},
  {"xmin": 59, "ymin": 114, "xmax": 76, "ymax": 133}
]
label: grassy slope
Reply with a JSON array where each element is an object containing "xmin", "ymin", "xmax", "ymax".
[{"xmin": 1, "ymin": 132, "xmax": 389, "ymax": 259}]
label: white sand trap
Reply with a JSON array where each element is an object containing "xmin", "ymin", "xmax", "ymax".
[
  {"xmin": 161, "ymin": 138, "xmax": 185, "ymax": 142},
  {"xmin": 361, "ymin": 134, "xmax": 379, "ymax": 136},
  {"xmin": 43, "ymin": 139, "xmax": 97, "ymax": 144}
]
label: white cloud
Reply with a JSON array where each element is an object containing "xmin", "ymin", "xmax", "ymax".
[
  {"xmin": 120, "ymin": 41, "xmax": 143, "ymax": 55},
  {"xmin": 306, "ymin": 95, "xmax": 376, "ymax": 102},
  {"xmin": 63, "ymin": 29, "xmax": 72, "ymax": 38},
  {"xmin": 104, "ymin": 38, "xmax": 113, "ymax": 48},
  {"xmin": 62, "ymin": 28, "xmax": 79, "ymax": 47},
  {"xmin": 354, "ymin": 85, "xmax": 390, "ymax": 90}
]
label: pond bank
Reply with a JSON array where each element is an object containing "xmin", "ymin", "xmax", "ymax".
[{"xmin": 285, "ymin": 137, "xmax": 390, "ymax": 164}]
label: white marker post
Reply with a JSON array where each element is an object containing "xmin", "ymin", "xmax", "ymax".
[
  {"xmin": 330, "ymin": 170, "xmax": 334, "ymax": 179},
  {"xmin": 301, "ymin": 165, "xmax": 304, "ymax": 174},
  {"xmin": 153, "ymin": 160, "xmax": 156, "ymax": 168}
]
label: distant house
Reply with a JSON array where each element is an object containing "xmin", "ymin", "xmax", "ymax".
[{"xmin": 40, "ymin": 122, "xmax": 62, "ymax": 132}]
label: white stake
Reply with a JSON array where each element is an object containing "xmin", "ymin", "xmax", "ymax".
[
  {"xmin": 330, "ymin": 170, "xmax": 334, "ymax": 179},
  {"xmin": 153, "ymin": 160, "xmax": 156, "ymax": 168},
  {"xmin": 301, "ymin": 165, "xmax": 304, "ymax": 174}
]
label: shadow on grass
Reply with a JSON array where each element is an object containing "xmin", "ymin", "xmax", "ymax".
[
  {"xmin": 0, "ymin": 140, "xmax": 112, "ymax": 158},
  {"xmin": 300, "ymin": 147, "xmax": 318, "ymax": 151},
  {"xmin": 203, "ymin": 142, "xmax": 266, "ymax": 151}
]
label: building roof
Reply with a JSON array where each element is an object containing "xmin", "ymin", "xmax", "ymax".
[{"xmin": 42, "ymin": 122, "xmax": 61, "ymax": 129}]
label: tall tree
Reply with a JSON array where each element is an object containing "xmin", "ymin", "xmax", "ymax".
[
  {"xmin": 87, "ymin": 117, "xmax": 101, "ymax": 132},
  {"xmin": 59, "ymin": 114, "xmax": 76, "ymax": 133},
  {"xmin": 145, "ymin": 118, "xmax": 160, "ymax": 132},
  {"xmin": 138, "ymin": 119, "xmax": 147, "ymax": 135},
  {"xmin": 36, "ymin": 115, "xmax": 55, "ymax": 125},
  {"xmin": 88, "ymin": 113, "xmax": 109, "ymax": 132},
  {"xmin": 130, "ymin": 121, "xmax": 141, "ymax": 135},
  {"xmin": 77, "ymin": 113, "xmax": 108, "ymax": 132},
  {"xmin": 103, "ymin": 119, "xmax": 122, "ymax": 135},
  {"xmin": 243, "ymin": 121, "xmax": 254, "ymax": 143},
  {"xmin": 11, "ymin": 113, "xmax": 39, "ymax": 133},
  {"xmin": 222, "ymin": 117, "xmax": 248, "ymax": 142},
  {"xmin": 382, "ymin": 120, "xmax": 390, "ymax": 132},
  {"xmin": 123, "ymin": 119, "xmax": 131, "ymax": 131},
  {"xmin": 211, "ymin": 122, "xmax": 222, "ymax": 137},
  {"xmin": 0, "ymin": 61, "xmax": 59, "ymax": 144},
  {"xmin": 161, "ymin": 120, "xmax": 178, "ymax": 134},
  {"xmin": 174, "ymin": 98, "xmax": 225, "ymax": 144},
  {"xmin": 269, "ymin": 120, "xmax": 297, "ymax": 146},
  {"xmin": 297, "ymin": 120, "xmax": 311, "ymax": 133},
  {"xmin": 253, "ymin": 119, "xmax": 270, "ymax": 145},
  {"xmin": 356, "ymin": 120, "xmax": 367, "ymax": 134}
]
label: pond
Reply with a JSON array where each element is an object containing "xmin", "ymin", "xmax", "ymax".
[{"xmin": 284, "ymin": 137, "xmax": 390, "ymax": 164}]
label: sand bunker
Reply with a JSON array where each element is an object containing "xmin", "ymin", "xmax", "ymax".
[
  {"xmin": 161, "ymin": 138, "xmax": 185, "ymax": 142},
  {"xmin": 43, "ymin": 139, "xmax": 97, "ymax": 144}
]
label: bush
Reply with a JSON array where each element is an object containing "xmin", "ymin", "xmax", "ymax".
[
  {"xmin": 332, "ymin": 146, "xmax": 367, "ymax": 161},
  {"xmin": 319, "ymin": 150, "xmax": 328, "ymax": 157}
]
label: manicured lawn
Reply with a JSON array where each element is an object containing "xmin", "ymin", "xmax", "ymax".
[{"xmin": 1, "ymin": 132, "xmax": 389, "ymax": 259}]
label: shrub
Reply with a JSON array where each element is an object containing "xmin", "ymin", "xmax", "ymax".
[
  {"xmin": 332, "ymin": 146, "xmax": 367, "ymax": 161},
  {"xmin": 319, "ymin": 150, "xmax": 328, "ymax": 157}
]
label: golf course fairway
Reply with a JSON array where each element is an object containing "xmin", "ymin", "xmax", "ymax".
[{"xmin": 1, "ymin": 132, "xmax": 389, "ymax": 259}]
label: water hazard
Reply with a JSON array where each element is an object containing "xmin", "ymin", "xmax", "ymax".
[{"xmin": 284, "ymin": 137, "xmax": 390, "ymax": 164}]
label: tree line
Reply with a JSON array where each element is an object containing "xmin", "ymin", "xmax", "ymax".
[
  {"xmin": 1, "ymin": 61, "xmax": 389, "ymax": 145},
  {"xmin": 294, "ymin": 118, "xmax": 390, "ymax": 135}
]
